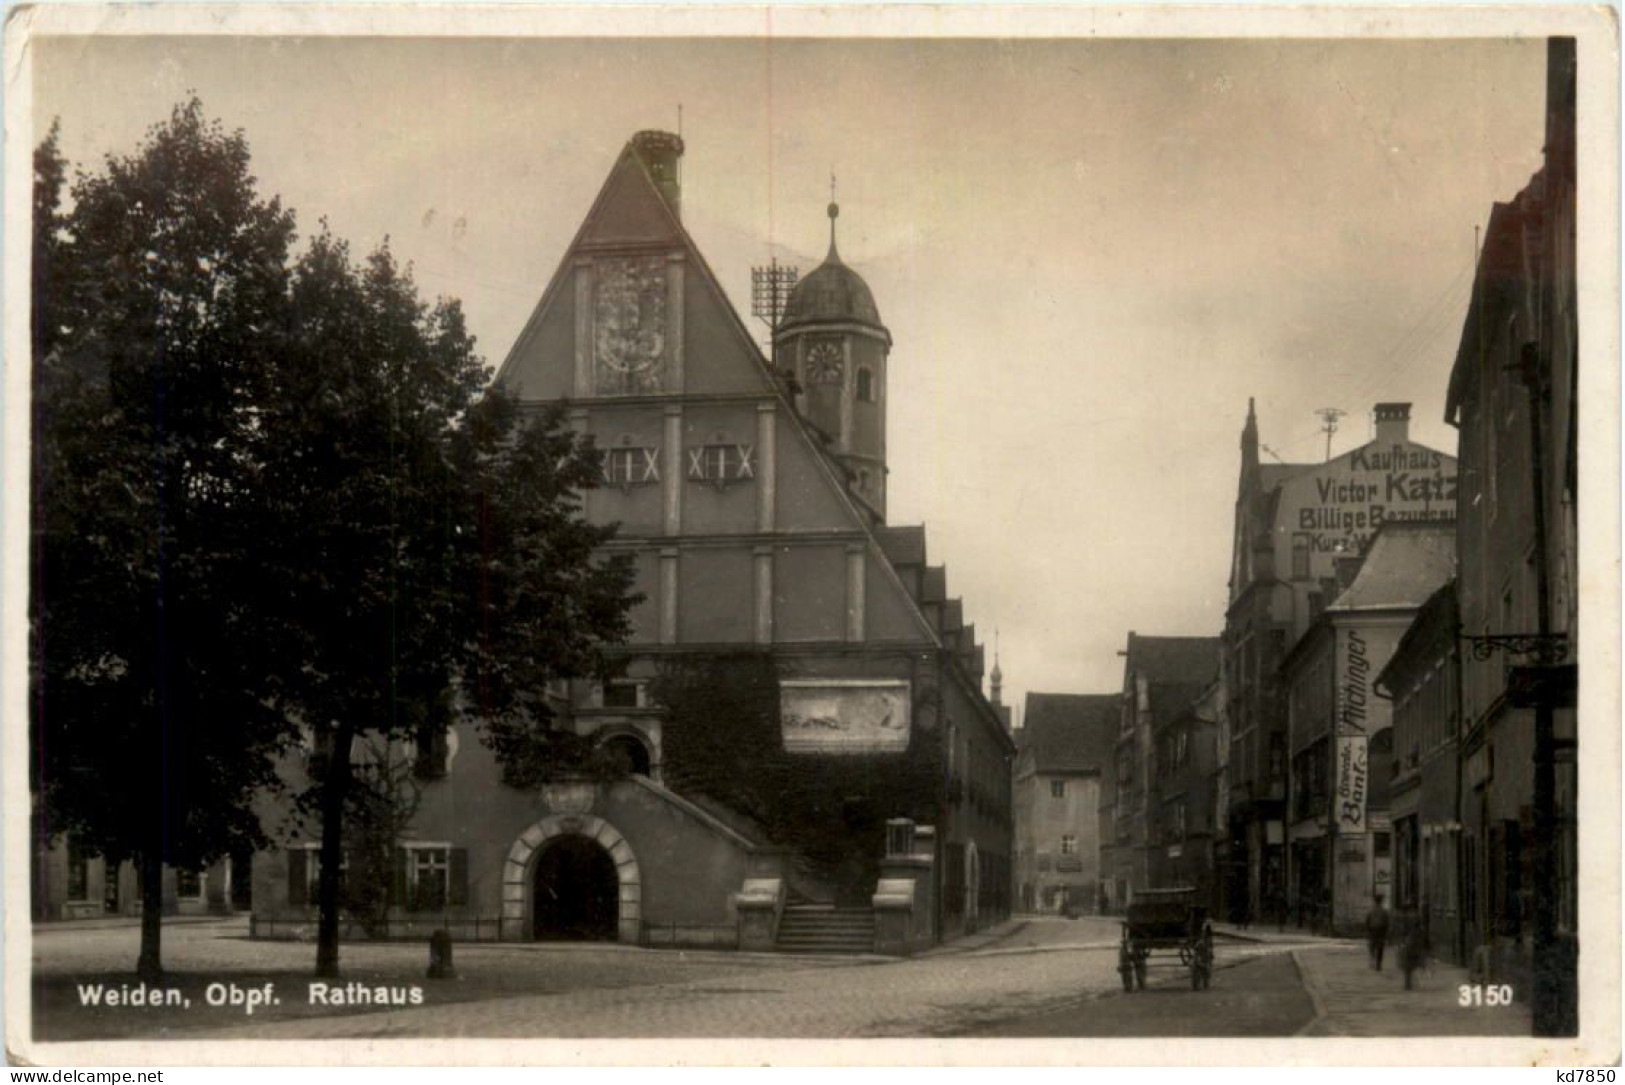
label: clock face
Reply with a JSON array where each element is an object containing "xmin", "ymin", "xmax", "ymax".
[{"xmin": 805, "ymin": 341, "xmax": 844, "ymax": 384}]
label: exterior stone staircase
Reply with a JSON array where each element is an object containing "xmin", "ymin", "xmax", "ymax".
[{"xmin": 774, "ymin": 904, "xmax": 876, "ymax": 954}]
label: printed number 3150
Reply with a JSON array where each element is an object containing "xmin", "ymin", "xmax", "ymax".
[{"xmin": 1459, "ymin": 984, "xmax": 1514, "ymax": 1007}]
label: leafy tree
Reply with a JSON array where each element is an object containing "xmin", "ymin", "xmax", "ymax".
[
  {"xmin": 335, "ymin": 740, "xmax": 422, "ymax": 937},
  {"xmin": 33, "ymin": 98, "xmax": 639, "ymax": 983},
  {"xmin": 30, "ymin": 100, "xmax": 302, "ymax": 980},
  {"xmin": 258, "ymin": 231, "xmax": 638, "ymax": 976}
]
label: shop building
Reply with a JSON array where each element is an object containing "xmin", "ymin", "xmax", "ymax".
[
  {"xmin": 1375, "ymin": 580, "xmax": 1465, "ymax": 964},
  {"xmin": 1279, "ymin": 521, "xmax": 1454, "ymax": 935},
  {"xmin": 1223, "ymin": 399, "xmax": 1456, "ymax": 924}
]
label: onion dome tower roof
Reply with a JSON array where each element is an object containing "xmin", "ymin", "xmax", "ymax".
[{"xmin": 780, "ymin": 201, "xmax": 884, "ymax": 331}]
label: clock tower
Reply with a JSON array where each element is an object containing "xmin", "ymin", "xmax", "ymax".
[{"xmin": 775, "ymin": 200, "xmax": 893, "ymax": 519}]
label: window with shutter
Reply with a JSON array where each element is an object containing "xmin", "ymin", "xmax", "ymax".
[
  {"xmin": 449, "ymin": 848, "xmax": 469, "ymax": 906},
  {"xmin": 405, "ymin": 845, "xmax": 451, "ymax": 911}
]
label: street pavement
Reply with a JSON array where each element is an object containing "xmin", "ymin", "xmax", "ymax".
[
  {"xmin": 28, "ymin": 914, "xmax": 1534, "ymax": 1042},
  {"xmin": 1292, "ymin": 942, "xmax": 1533, "ymax": 1037}
]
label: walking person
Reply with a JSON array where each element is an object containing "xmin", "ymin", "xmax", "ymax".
[{"xmin": 1365, "ymin": 893, "xmax": 1391, "ymax": 970}]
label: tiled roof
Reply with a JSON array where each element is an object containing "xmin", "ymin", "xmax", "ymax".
[
  {"xmin": 875, "ymin": 525, "xmax": 926, "ymax": 568},
  {"xmin": 1151, "ymin": 680, "xmax": 1213, "ymax": 730},
  {"xmin": 1019, "ymin": 693, "xmax": 1120, "ymax": 773},
  {"xmin": 1125, "ymin": 634, "xmax": 1222, "ymax": 687},
  {"xmin": 1329, "ymin": 522, "xmax": 1455, "ymax": 612}
]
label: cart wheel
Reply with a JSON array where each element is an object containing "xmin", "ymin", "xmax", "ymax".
[{"xmin": 1191, "ymin": 964, "xmax": 1202, "ymax": 991}]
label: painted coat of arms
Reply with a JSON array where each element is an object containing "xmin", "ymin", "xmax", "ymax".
[{"xmin": 594, "ymin": 256, "xmax": 667, "ymax": 394}]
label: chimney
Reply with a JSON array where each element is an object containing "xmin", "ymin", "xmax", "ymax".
[
  {"xmin": 1373, "ymin": 402, "xmax": 1411, "ymax": 446},
  {"xmin": 631, "ymin": 130, "xmax": 684, "ymax": 219}
]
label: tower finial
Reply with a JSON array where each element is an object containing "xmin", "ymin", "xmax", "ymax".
[
  {"xmin": 826, "ymin": 169, "xmax": 840, "ymax": 260},
  {"xmin": 990, "ymin": 628, "xmax": 1004, "ymax": 705}
]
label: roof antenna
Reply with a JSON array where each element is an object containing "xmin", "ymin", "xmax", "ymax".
[{"xmin": 1314, "ymin": 407, "xmax": 1347, "ymax": 462}]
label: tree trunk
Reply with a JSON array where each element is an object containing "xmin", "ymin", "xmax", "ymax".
[
  {"xmin": 136, "ymin": 850, "xmax": 164, "ymax": 983},
  {"xmin": 314, "ymin": 722, "xmax": 355, "ymax": 978}
]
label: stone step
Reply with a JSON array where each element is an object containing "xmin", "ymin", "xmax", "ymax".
[{"xmin": 776, "ymin": 906, "xmax": 876, "ymax": 953}]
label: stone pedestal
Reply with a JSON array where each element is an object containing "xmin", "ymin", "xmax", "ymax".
[
  {"xmin": 733, "ymin": 877, "xmax": 784, "ymax": 951},
  {"xmin": 872, "ymin": 878, "xmax": 916, "ymax": 956},
  {"xmin": 871, "ymin": 819, "xmax": 937, "ymax": 955}
]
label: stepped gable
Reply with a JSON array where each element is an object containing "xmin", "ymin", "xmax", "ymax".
[
  {"xmin": 1020, "ymin": 694, "xmax": 1119, "ymax": 773},
  {"xmin": 875, "ymin": 524, "xmax": 926, "ymax": 568}
]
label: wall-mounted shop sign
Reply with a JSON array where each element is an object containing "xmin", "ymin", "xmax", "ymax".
[
  {"xmin": 1336, "ymin": 734, "xmax": 1369, "ymax": 831},
  {"xmin": 781, "ymin": 679, "xmax": 911, "ymax": 754},
  {"xmin": 1339, "ymin": 628, "xmax": 1374, "ymax": 735}
]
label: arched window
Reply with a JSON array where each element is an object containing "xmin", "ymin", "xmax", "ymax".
[
  {"xmin": 600, "ymin": 734, "xmax": 652, "ymax": 777},
  {"xmin": 857, "ymin": 367, "xmax": 875, "ymax": 402}
]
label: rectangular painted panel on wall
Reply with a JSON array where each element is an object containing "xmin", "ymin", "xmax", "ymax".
[{"xmin": 780, "ymin": 679, "xmax": 911, "ymax": 754}]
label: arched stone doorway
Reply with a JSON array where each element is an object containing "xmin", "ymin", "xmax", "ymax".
[
  {"xmin": 503, "ymin": 814, "xmax": 641, "ymax": 944},
  {"xmin": 532, "ymin": 835, "xmax": 619, "ymax": 940}
]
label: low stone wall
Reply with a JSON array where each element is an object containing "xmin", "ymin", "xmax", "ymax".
[
  {"xmin": 250, "ymin": 915, "xmax": 508, "ymax": 943},
  {"xmin": 641, "ymin": 923, "xmax": 737, "ymax": 949}
]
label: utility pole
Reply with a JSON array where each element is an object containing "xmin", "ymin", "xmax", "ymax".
[{"xmin": 1314, "ymin": 408, "xmax": 1347, "ymax": 462}]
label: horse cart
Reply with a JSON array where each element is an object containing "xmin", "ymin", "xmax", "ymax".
[{"xmin": 1117, "ymin": 887, "xmax": 1214, "ymax": 991}]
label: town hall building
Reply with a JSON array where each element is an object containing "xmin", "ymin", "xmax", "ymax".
[{"xmin": 248, "ymin": 131, "xmax": 1015, "ymax": 953}]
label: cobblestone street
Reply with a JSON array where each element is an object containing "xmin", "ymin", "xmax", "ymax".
[{"xmin": 30, "ymin": 915, "xmax": 1530, "ymax": 1044}]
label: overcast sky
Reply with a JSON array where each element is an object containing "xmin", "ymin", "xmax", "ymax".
[{"xmin": 34, "ymin": 33, "xmax": 1550, "ymax": 713}]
